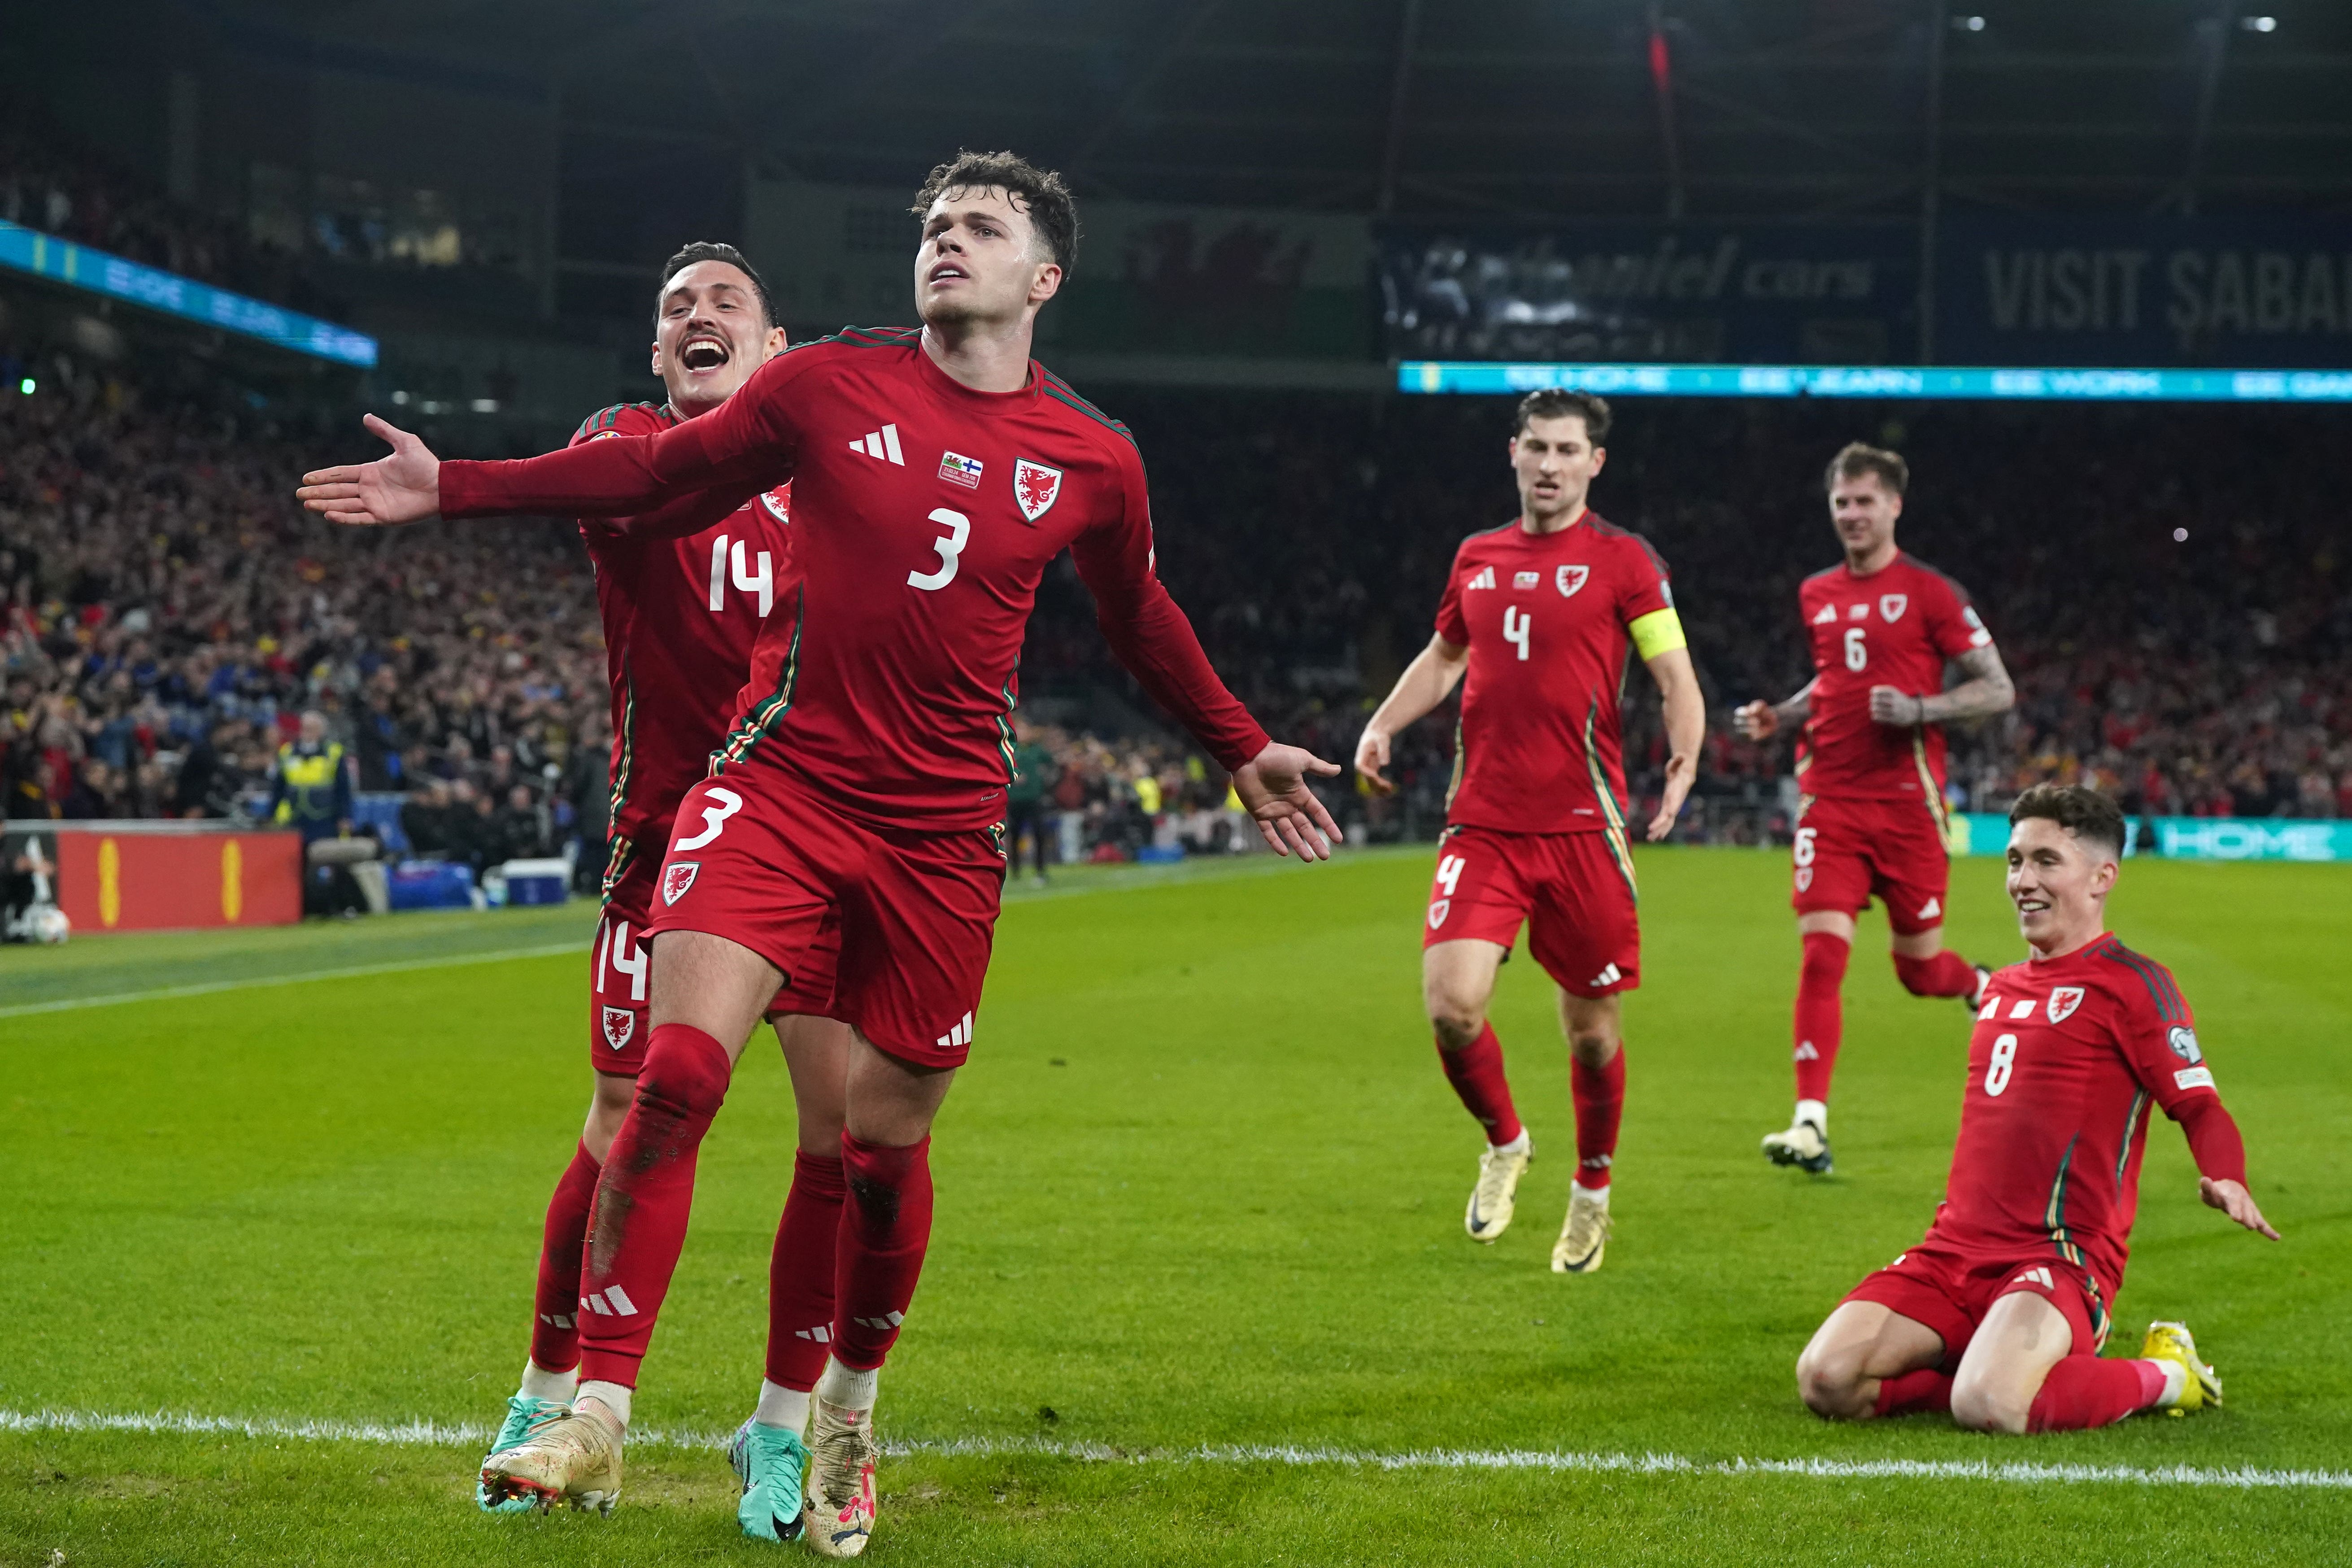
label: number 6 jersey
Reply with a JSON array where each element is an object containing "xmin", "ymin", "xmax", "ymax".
[
  {"xmin": 1794, "ymin": 553, "xmax": 1990, "ymax": 804},
  {"xmin": 1432, "ymin": 513, "xmax": 1678, "ymax": 836}
]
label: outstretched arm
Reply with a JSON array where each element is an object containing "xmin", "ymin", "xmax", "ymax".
[
  {"xmin": 1870, "ymin": 643, "xmax": 2016, "ymax": 727},
  {"xmin": 1354, "ymin": 634, "xmax": 1468, "ymax": 795},
  {"xmin": 1734, "ymin": 678, "xmax": 1815, "ymax": 742},
  {"xmin": 2178, "ymin": 1098, "xmax": 2279, "ymax": 1239},
  {"xmin": 1643, "ymin": 645, "xmax": 1704, "ymax": 841}
]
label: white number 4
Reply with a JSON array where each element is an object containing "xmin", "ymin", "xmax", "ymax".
[
  {"xmin": 908, "ymin": 508, "xmax": 971, "ymax": 592},
  {"xmin": 1503, "ymin": 605, "xmax": 1531, "ymax": 661},
  {"xmin": 706, "ymin": 535, "xmax": 774, "ymax": 617}
]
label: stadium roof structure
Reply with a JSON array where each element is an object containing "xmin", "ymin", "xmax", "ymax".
[{"xmin": 211, "ymin": 0, "xmax": 2352, "ymax": 220}]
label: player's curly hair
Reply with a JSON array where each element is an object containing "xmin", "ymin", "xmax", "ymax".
[
  {"xmin": 910, "ymin": 150, "xmax": 1080, "ymax": 276},
  {"xmin": 1513, "ymin": 388, "xmax": 1610, "ymax": 443},
  {"xmin": 1825, "ymin": 440, "xmax": 1908, "ymax": 497},
  {"xmin": 2009, "ymin": 784, "xmax": 2126, "ymax": 860},
  {"xmin": 658, "ymin": 241, "xmax": 777, "ymax": 328}
]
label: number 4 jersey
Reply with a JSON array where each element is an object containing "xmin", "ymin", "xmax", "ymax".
[
  {"xmin": 1931, "ymin": 934, "xmax": 2239, "ymax": 1297},
  {"xmin": 1433, "ymin": 513, "xmax": 1682, "ymax": 836},
  {"xmin": 1795, "ymin": 553, "xmax": 1991, "ymax": 803},
  {"xmin": 572, "ymin": 401, "xmax": 796, "ymax": 898}
]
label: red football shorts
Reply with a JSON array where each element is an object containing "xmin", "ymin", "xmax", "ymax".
[
  {"xmin": 1421, "ymin": 824, "xmax": 1639, "ymax": 997},
  {"xmin": 589, "ymin": 846, "xmax": 840, "ymax": 1076},
  {"xmin": 644, "ymin": 762, "xmax": 1006, "ymax": 1069},
  {"xmin": 1842, "ymin": 1236, "xmax": 2111, "ymax": 1366},
  {"xmin": 1790, "ymin": 794, "xmax": 1952, "ymax": 936}
]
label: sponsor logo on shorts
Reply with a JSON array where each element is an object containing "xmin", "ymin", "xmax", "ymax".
[
  {"xmin": 1916, "ymin": 897, "xmax": 1941, "ymax": 919},
  {"xmin": 601, "ymin": 1006, "xmax": 637, "ymax": 1052},
  {"xmin": 935, "ymin": 1011, "xmax": 974, "ymax": 1052},
  {"xmin": 1589, "ymin": 963, "xmax": 1623, "ymax": 988},
  {"xmin": 2168, "ymin": 1025, "xmax": 2203, "ymax": 1063},
  {"xmin": 1557, "ymin": 564, "xmax": 1589, "ymax": 597},
  {"xmin": 662, "ymin": 861, "xmax": 700, "ymax": 906},
  {"xmin": 1880, "ymin": 593, "xmax": 1908, "ymax": 622},
  {"xmin": 2174, "ymin": 1065, "xmax": 2215, "ymax": 1091},
  {"xmin": 2012, "ymin": 1266, "xmax": 2056, "ymax": 1290},
  {"xmin": 2047, "ymin": 985, "xmax": 2086, "ymax": 1023}
]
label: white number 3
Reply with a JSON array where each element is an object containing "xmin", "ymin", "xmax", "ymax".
[
  {"xmin": 908, "ymin": 507, "xmax": 971, "ymax": 591},
  {"xmin": 674, "ymin": 786, "xmax": 742, "ymax": 851}
]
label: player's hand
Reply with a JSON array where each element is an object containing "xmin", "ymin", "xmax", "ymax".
[
  {"xmin": 1646, "ymin": 750, "xmax": 1697, "ymax": 841},
  {"xmin": 1353, "ymin": 727, "xmax": 1395, "ymax": 796},
  {"xmin": 1867, "ymin": 685, "xmax": 1925, "ymax": 726},
  {"xmin": 1234, "ymin": 743, "xmax": 1345, "ymax": 862},
  {"xmin": 296, "ymin": 414, "xmax": 443, "ymax": 526},
  {"xmin": 2199, "ymin": 1176, "xmax": 2281, "ymax": 1240},
  {"xmin": 1733, "ymin": 700, "xmax": 1777, "ymax": 741}
]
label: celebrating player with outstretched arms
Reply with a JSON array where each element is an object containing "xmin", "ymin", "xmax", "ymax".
[
  {"xmin": 303, "ymin": 149, "xmax": 1341, "ymax": 1555},
  {"xmin": 1355, "ymin": 390, "xmax": 1703, "ymax": 1275},
  {"xmin": 1736, "ymin": 443, "xmax": 2016, "ymax": 1175},
  {"xmin": 1795, "ymin": 784, "xmax": 2276, "ymax": 1434}
]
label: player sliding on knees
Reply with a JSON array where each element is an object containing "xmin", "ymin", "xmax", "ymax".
[
  {"xmin": 464, "ymin": 244, "xmax": 855, "ymax": 1538},
  {"xmin": 1355, "ymin": 390, "xmax": 1703, "ymax": 1274},
  {"xmin": 1795, "ymin": 784, "xmax": 2277, "ymax": 1434},
  {"xmin": 1734, "ymin": 443, "xmax": 2016, "ymax": 1175},
  {"xmin": 301, "ymin": 149, "xmax": 1343, "ymax": 1556}
]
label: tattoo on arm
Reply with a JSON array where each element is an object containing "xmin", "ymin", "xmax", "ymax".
[
  {"xmin": 1918, "ymin": 646, "xmax": 2016, "ymax": 724},
  {"xmin": 1773, "ymin": 679, "xmax": 1817, "ymax": 727}
]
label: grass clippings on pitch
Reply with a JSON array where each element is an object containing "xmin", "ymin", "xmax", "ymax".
[{"xmin": 4, "ymin": 848, "xmax": 2348, "ymax": 1564}]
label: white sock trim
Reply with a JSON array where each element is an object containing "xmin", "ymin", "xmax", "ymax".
[
  {"xmin": 2152, "ymin": 1358, "xmax": 2188, "ymax": 1410},
  {"xmin": 518, "ymin": 1359, "xmax": 578, "ymax": 1404},
  {"xmin": 815, "ymin": 1357, "xmax": 880, "ymax": 1411},
  {"xmin": 755, "ymin": 1379, "xmax": 812, "ymax": 1433},
  {"xmin": 1571, "ymin": 1179, "xmax": 1611, "ymax": 1203},
  {"xmin": 1794, "ymin": 1099, "xmax": 1829, "ymax": 1134},
  {"xmin": 576, "ymin": 1379, "xmax": 632, "ymax": 1428},
  {"xmin": 1491, "ymin": 1128, "xmax": 1531, "ymax": 1157}
]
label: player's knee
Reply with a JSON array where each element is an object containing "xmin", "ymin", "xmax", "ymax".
[
  {"xmin": 636, "ymin": 1026, "xmax": 732, "ymax": 1119},
  {"xmin": 1794, "ymin": 1346, "xmax": 1864, "ymax": 1420},
  {"xmin": 1890, "ymin": 952, "xmax": 1939, "ymax": 996},
  {"xmin": 1949, "ymin": 1372, "xmax": 2029, "ymax": 1435},
  {"xmin": 1799, "ymin": 932, "xmax": 1851, "ymax": 988},
  {"xmin": 1424, "ymin": 987, "xmax": 1487, "ymax": 1050},
  {"xmin": 1565, "ymin": 1024, "xmax": 1618, "ymax": 1066}
]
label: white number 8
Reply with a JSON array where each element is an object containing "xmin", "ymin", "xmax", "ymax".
[
  {"xmin": 1985, "ymin": 1032, "xmax": 2018, "ymax": 1097},
  {"xmin": 1843, "ymin": 626, "xmax": 1868, "ymax": 672},
  {"xmin": 908, "ymin": 507, "xmax": 971, "ymax": 591}
]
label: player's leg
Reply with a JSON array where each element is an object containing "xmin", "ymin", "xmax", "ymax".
[
  {"xmin": 1421, "ymin": 831, "xmax": 1536, "ymax": 1242},
  {"xmin": 1956, "ymin": 1278, "xmax": 2213, "ymax": 1434},
  {"xmin": 1878, "ymin": 806, "xmax": 1990, "ymax": 1008},
  {"xmin": 1765, "ymin": 802, "xmax": 1870, "ymax": 1171},
  {"xmin": 1795, "ymin": 1300, "xmax": 1950, "ymax": 1420},
  {"xmin": 1552, "ymin": 990, "xmax": 1624, "ymax": 1273}
]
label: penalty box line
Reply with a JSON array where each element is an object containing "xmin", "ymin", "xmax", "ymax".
[
  {"xmin": 0, "ymin": 943, "xmax": 583, "ymax": 1019},
  {"xmin": 4, "ymin": 1409, "xmax": 2347, "ymax": 1493}
]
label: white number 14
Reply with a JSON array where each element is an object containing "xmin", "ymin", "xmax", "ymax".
[{"xmin": 706, "ymin": 535, "xmax": 774, "ymax": 617}]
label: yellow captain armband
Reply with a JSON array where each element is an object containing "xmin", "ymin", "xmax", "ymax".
[{"xmin": 1628, "ymin": 607, "xmax": 1687, "ymax": 661}]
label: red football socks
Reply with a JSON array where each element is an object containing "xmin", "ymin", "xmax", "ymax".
[
  {"xmin": 2027, "ymin": 1356, "xmax": 2167, "ymax": 1431},
  {"xmin": 1872, "ymin": 1368, "xmax": 1954, "ymax": 1418},
  {"xmin": 527, "ymin": 1140, "xmax": 602, "ymax": 1373},
  {"xmin": 1892, "ymin": 948, "xmax": 1977, "ymax": 999},
  {"xmin": 576, "ymin": 1023, "xmax": 733, "ymax": 1388},
  {"xmin": 1792, "ymin": 932, "xmax": 1851, "ymax": 1105},
  {"xmin": 1571, "ymin": 1048, "xmax": 1625, "ymax": 1189},
  {"xmin": 1436, "ymin": 1022, "xmax": 1523, "ymax": 1146},
  {"xmin": 832, "ymin": 1132, "xmax": 936, "ymax": 1372},
  {"xmin": 766, "ymin": 1147, "xmax": 849, "ymax": 1392}
]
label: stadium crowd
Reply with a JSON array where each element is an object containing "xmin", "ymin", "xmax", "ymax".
[{"xmin": 5, "ymin": 349, "xmax": 2348, "ymax": 871}]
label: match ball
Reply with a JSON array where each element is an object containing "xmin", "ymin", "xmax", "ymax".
[{"xmin": 25, "ymin": 905, "xmax": 70, "ymax": 945}]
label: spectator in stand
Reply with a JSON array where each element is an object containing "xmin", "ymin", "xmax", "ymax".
[
  {"xmin": 1006, "ymin": 719, "xmax": 1058, "ymax": 886},
  {"xmin": 267, "ymin": 709, "xmax": 353, "ymax": 844}
]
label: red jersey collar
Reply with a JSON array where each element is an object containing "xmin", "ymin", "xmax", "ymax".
[{"xmin": 910, "ymin": 334, "xmax": 1044, "ymax": 408}]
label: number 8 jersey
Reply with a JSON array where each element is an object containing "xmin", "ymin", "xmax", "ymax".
[
  {"xmin": 1433, "ymin": 512, "xmax": 1678, "ymax": 836},
  {"xmin": 1795, "ymin": 553, "xmax": 1990, "ymax": 803}
]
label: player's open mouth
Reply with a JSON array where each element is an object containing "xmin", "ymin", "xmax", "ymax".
[
  {"xmin": 928, "ymin": 261, "xmax": 969, "ymax": 284},
  {"xmin": 679, "ymin": 336, "xmax": 730, "ymax": 372},
  {"xmin": 2015, "ymin": 896, "xmax": 2050, "ymax": 915}
]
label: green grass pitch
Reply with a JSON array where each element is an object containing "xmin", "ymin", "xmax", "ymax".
[{"xmin": 4, "ymin": 847, "xmax": 2348, "ymax": 1565}]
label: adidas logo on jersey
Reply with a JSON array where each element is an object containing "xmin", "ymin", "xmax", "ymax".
[
  {"xmin": 936, "ymin": 1011, "xmax": 974, "ymax": 1051},
  {"xmin": 1467, "ymin": 566, "xmax": 1496, "ymax": 590},
  {"xmin": 850, "ymin": 423, "xmax": 906, "ymax": 465},
  {"xmin": 1812, "ymin": 603, "xmax": 1838, "ymax": 624}
]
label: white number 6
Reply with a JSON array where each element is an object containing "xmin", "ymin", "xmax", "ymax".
[
  {"xmin": 1843, "ymin": 626, "xmax": 1868, "ymax": 672},
  {"xmin": 674, "ymin": 786, "xmax": 742, "ymax": 851},
  {"xmin": 908, "ymin": 507, "xmax": 971, "ymax": 591}
]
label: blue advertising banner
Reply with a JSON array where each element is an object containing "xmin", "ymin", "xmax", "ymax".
[
  {"xmin": 1937, "ymin": 215, "xmax": 2352, "ymax": 369},
  {"xmin": 0, "ymin": 220, "xmax": 377, "ymax": 367},
  {"xmin": 1955, "ymin": 814, "xmax": 2352, "ymax": 862},
  {"xmin": 1381, "ymin": 223, "xmax": 1913, "ymax": 365},
  {"xmin": 1397, "ymin": 360, "xmax": 2352, "ymax": 402}
]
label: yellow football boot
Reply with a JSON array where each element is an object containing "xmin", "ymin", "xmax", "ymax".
[
  {"xmin": 1466, "ymin": 1137, "xmax": 1533, "ymax": 1243},
  {"xmin": 2140, "ymin": 1320, "xmax": 2221, "ymax": 1415},
  {"xmin": 1551, "ymin": 1184, "xmax": 1612, "ymax": 1274}
]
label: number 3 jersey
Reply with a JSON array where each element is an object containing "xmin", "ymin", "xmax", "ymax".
[
  {"xmin": 1795, "ymin": 553, "xmax": 1990, "ymax": 803},
  {"xmin": 571, "ymin": 401, "xmax": 797, "ymax": 899},
  {"xmin": 1931, "ymin": 934, "xmax": 2229, "ymax": 1294},
  {"xmin": 1432, "ymin": 513, "xmax": 1680, "ymax": 836},
  {"xmin": 443, "ymin": 328, "xmax": 1271, "ymax": 833}
]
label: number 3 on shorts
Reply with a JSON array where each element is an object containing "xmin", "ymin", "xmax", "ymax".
[{"xmin": 675, "ymin": 786, "xmax": 743, "ymax": 851}]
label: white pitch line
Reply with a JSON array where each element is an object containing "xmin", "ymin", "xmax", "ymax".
[
  {"xmin": 0, "ymin": 943, "xmax": 581, "ymax": 1019},
  {"xmin": 4, "ymin": 1409, "xmax": 2346, "ymax": 1492}
]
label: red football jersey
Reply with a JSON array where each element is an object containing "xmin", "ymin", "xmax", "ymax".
[
  {"xmin": 1794, "ymin": 553, "xmax": 1991, "ymax": 802},
  {"xmin": 1433, "ymin": 514, "xmax": 1673, "ymax": 836},
  {"xmin": 443, "ymin": 328, "xmax": 1269, "ymax": 832},
  {"xmin": 1928, "ymin": 933, "xmax": 2221, "ymax": 1297},
  {"xmin": 571, "ymin": 402, "xmax": 796, "ymax": 901}
]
